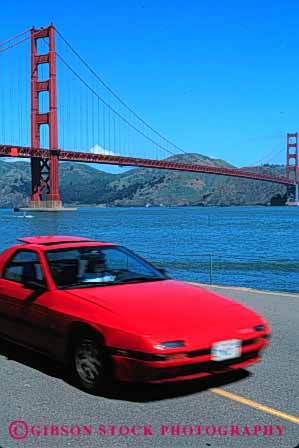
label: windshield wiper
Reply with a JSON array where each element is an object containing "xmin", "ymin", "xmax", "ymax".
[
  {"xmin": 60, "ymin": 277, "xmax": 165, "ymax": 289},
  {"xmin": 117, "ymin": 276, "xmax": 165, "ymax": 284},
  {"xmin": 61, "ymin": 281, "xmax": 116, "ymax": 289}
]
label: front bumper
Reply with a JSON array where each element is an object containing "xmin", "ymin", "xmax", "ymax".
[{"xmin": 110, "ymin": 334, "xmax": 270, "ymax": 384}]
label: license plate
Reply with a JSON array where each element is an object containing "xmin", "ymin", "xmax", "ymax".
[{"xmin": 211, "ymin": 339, "xmax": 241, "ymax": 361}]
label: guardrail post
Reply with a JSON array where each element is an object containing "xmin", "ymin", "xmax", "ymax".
[{"xmin": 209, "ymin": 254, "xmax": 213, "ymax": 285}]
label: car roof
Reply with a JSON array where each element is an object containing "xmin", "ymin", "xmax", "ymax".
[
  {"xmin": 17, "ymin": 236, "xmax": 93, "ymax": 245},
  {"xmin": 16, "ymin": 236, "xmax": 115, "ymax": 250}
]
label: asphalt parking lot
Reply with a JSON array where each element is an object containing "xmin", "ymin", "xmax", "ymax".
[{"xmin": 0, "ymin": 284, "xmax": 298, "ymax": 448}]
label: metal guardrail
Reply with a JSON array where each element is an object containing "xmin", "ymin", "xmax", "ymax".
[
  {"xmin": 141, "ymin": 252, "xmax": 299, "ymax": 287},
  {"xmin": 142, "ymin": 252, "xmax": 214, "ymax": 285}
]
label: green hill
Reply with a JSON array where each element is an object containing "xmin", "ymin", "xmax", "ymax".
[{"xmin": 0, "ymin": 154, "xmax": 287, "ymax": 207}]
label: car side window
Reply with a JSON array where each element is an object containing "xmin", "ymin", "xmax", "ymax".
[
  {"xmin": 3, "ymin": 250, "xmax": 46, "ymax": 286},
  {"xmin": 104, "ymin": 249, "xmax": 152, "ymax": 276}
]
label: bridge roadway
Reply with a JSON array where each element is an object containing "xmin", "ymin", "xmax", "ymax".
[
  {"xmin": 0, "ymin": 144, "xmax": 294, "ymax": 185},
  {"xmin": 0, "ymin": 284, "xmax": 298, "ymax": 448}
]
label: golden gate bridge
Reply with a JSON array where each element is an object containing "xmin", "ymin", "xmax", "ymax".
[{"xmin": 0, "ymin": 24, "xmax": 298, "ymax": 210}]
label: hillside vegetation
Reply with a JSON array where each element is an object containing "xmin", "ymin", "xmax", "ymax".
[{"xmin": 0, "ymin": 154, "xmax": 287, "ymax": 207}]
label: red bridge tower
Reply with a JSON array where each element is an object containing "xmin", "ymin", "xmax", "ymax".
[
  {"xmin": 286, "ymin": 133, "xmax": 299, "ymax": 205},
  {"xmin": 29, "ymin": 25, "xmax": 62, "ymax": 210}
]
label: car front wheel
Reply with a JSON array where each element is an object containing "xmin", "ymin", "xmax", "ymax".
[{"xmin": 71, "ymin": 334, "xmax": 112, "ymax": 393}]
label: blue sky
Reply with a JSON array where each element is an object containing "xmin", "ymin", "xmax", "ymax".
[{"xmin": 1, "ymin": 0, "xmax": 299, "ymax": 168}]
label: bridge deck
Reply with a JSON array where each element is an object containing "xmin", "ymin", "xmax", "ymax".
[{"xmin": 0, "ymin": 144, "xmax": 294, "ymax": 185}]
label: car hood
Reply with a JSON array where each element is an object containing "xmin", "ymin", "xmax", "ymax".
[{"xmin": 70, "ymin": 280, "xmax": 262, "ymax": 344}]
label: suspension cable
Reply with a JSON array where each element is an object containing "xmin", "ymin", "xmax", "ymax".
[
  {"xmin": 55, "ymin": 27, "xmax": 187, "ymax": 155},
  {"xmin": 253, "ymin": 144, "xmax": 285, "ymax": 167},
  {"xmin": 0, "ymin": 29, "xmax": 45, "ymax": 54},
  {"xmin": 0, "ymin": 28, "xmax": 30, "ymax": 47},
  {"xmin": 53, "ymin": 47, "xmax": 179, "ymax": 156},
  {"xmin": 0, "ymin": 35, "xmax": 31, "ymax": 53}
]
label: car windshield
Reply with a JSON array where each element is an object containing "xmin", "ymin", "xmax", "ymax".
[{"xmin": 45, "ymin": 245, "xmax": 167, "ymax": 289}]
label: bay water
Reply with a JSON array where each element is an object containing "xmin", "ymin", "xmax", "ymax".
[{"xmin": 0, "ymin": 206, "xmax": 298, "ymax": 293}]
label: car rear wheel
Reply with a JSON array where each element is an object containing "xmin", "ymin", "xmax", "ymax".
[{"xmin": 70, "ymin": 333, "xmax": 112, "ymax": 393}]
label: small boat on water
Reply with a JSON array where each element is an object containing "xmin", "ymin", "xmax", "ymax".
[{"xmin": 17, "ymin": 212, "xmax": 33, "ymax": 219}]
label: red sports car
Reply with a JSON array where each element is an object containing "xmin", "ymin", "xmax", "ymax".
[{"xmin": 0, "ymin": 236, "xmax": 271, "ymax": 393}]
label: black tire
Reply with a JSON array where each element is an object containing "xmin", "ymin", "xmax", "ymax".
[{"xmin": 70, "ymin": 332, "xmax": 113, "ymax": 393}]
